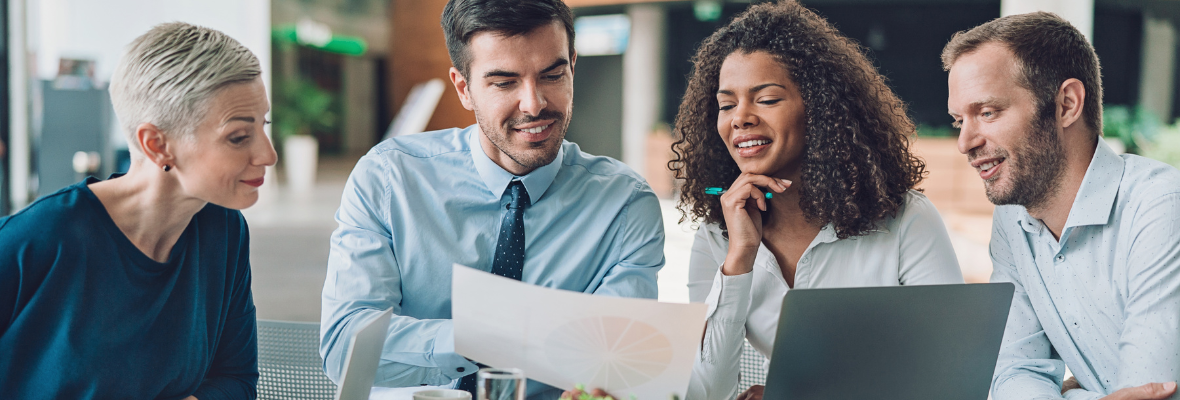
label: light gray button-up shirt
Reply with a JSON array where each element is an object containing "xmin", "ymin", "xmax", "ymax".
[{"xmin": 990, "ymin": 139, "xmax": 1180, "ymax": 400}]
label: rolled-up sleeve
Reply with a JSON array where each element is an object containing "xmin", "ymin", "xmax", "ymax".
[{"xmin": 320, "ymin": 154, "xmax": 476, "ymax": 388}]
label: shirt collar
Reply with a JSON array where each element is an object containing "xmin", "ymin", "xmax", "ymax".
[
  {"xmin": 468, "ymin": 125, "xmax": 564, "ymax": 201},
  {"xmin": 815, "ymin": 224, "xmax": 840, "ymax": 244},
  {"xmin": 812, "ymin": 221, "xmax": 889, "ymax": 245},
  {"xmin": 1013, "ymin": 138, "xmax": 1123, "ymax": 230}
]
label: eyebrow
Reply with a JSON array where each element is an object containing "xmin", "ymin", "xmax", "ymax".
[
  {"xmin": 483, "ymin": 58, "xmax": 570, "ymax": 79},
  {"xmin": 717, "ymin": 82, "xmax": 788, "ymax": 96},
  {"xmin": 221, "ymin": 116, "xmax": 256, "ymax": 127}
]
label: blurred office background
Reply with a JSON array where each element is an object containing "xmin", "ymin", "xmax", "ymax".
[{"xmin": 6, "ymin": 0, "xmax": 1180, "ymax": 321}]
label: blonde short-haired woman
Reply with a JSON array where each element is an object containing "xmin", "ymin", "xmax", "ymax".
[{"xmin": 0, "ymin": 22, "xmax": 276, "ymax": 399}]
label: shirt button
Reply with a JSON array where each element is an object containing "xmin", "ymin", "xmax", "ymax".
[
  {"xmin": 1055, "ymin": 254, "xmax": 1065, "ymax": 263},
  {"xmin": 457, "ymin": 367, "xmax": 465, "ymax": 373}
]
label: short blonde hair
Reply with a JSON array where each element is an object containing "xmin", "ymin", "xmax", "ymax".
[{"xmin": 110, "ymin": 22, "xmax": 261, "ymax": 153}]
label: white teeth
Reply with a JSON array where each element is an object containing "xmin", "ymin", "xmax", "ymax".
[
  {"xmin": 519, "ymin": 124, "xmax": 549, "ymax": 134},
  {"xmin": 980, "ymin": 160, "xmax": 1000, "ymax": 172},
  {"xmin": 737, "ymin": 139, "xmax": 770, "ymax": 148}
]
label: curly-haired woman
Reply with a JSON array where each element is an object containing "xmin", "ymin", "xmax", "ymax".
[{"xmin": 673, "ymin": 2, "xmax": 964, "ymax": 399}]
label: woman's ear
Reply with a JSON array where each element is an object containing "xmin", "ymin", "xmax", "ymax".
[{"xmin": 136, "ymin": 122, "xmax": 174, "ymax": 169}]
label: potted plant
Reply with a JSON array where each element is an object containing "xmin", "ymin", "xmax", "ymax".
[{"xmin": 272, "ymin": 76, "xmax": 337, "ymax": 193}]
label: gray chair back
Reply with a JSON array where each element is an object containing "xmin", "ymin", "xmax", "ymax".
[
  {"xmin": 257, "ymin": 319, "xmax": 338, "ymax": 400},
  {"xmin": 738, "ymin": 340, "xmax": 769, "ymax": 394}
]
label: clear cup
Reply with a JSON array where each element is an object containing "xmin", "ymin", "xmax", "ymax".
[{"xmin": 476, "ymin": 368, "xmax": 526, "ymax": 400}]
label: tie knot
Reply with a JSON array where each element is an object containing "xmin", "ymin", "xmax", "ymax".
[{"xmin": 507, "ymin": 180, "xmax": 531, "ymax": 209}]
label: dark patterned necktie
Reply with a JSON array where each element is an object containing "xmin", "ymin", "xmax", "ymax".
[
  {"xmin": 490, "ymin": 180, "xmax": 530, "ymax": 280},
  {"xmin": 458, "ymin": 180, "xmax": 531, "ymax": 395}
]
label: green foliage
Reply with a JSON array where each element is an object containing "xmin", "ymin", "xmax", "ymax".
[
  {"xmin": 1140, "ymin": 120, "xmax": 1180, "ymax": 170},
  {"xmin": 1103, "ymin": 104, "xmax": 1180, "ymax": 168},
  {"xmin": 1102, "ymin": 105, "xmax": 1159, "ymax": 154},
  {"xmin": 272, "ymin": 76, "xmax": 338, "ymax": 141},
  {"xmin": 560, "ymin": 384, "xmax": 674, "ymax": 400}
]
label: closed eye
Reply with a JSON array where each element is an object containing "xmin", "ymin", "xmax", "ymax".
[{"xmin": 229, "ymin": 133, "xmax": 250, "ymax": 145}]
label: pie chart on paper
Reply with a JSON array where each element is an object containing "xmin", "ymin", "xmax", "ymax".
[{"xmin": 545, "ymin": 316, "xmax": 675, "ymax": 389}]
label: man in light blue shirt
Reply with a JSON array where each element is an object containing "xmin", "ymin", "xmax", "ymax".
[
  {"xmin": 318, "ymin": 1, "xmax": 664, "ymax": 399},
  {"xmin": 945, "ymin": 12, "xmax": 1180, "ymax": 400}
]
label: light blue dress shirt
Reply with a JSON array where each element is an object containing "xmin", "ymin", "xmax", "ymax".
[
  {"xmin": 320, "ymin": 125, "xmax": 665, "ymax": 400},
  {"xmin": 990, "ymin": 139, "xmax": 1180, "ymax": 400}
]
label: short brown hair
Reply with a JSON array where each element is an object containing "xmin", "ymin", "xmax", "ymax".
[
  {"xmin": 942, "ymin": 12, "xmax": 1103, "ymax": 137},
  {"xmin": 441, "ymin": 0, "xmax": 575, "ymax": 78}
]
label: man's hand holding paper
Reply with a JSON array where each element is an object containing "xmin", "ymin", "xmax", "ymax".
[{"xmin": 451, "ymin": 265, "xmax": 706, "ymax": 400}]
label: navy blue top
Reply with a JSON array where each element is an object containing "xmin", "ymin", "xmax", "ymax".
[{"xmin": 0, "ymin": 177, "xmax": 258, "ymax": 400}]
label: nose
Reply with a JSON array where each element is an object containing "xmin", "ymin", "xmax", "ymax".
[
  {"xmin": 519, "ymin": 80, "xmax": 547, "ymax": 117},
  {"xmin": 257, "ymin": 132, "xmax": 278, "ymax": 167},
  {"xmin": 731, "ymin": 102, "xmax": 759, "ymax": 130},
  {"xmin": 957, "ymin": 119, "xmax": 984, "ymax": 155}
]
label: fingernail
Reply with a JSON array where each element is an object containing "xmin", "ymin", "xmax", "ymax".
[
  {"xmin": 780, "ymin": 179, "xmax": 792, "ymax": 186},
  {"xmin": 1166, "ymin": 382, "xmax": 1176, "ymax": 391}
]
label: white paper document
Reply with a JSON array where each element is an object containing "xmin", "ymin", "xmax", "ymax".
[{"xmin": 452, "ymin": 265, "xmax": 707, "ymax": 400}]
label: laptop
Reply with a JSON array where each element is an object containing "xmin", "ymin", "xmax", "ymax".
[
  {"xmin": 761, "ymin": 283, "xmax": 1014, "ymax": 400},
  {"xmin": 334, "ymin": 308, "xmax": 393, "ymax": 400}
]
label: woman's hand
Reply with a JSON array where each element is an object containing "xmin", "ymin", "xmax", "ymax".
[
  {"xmin": 736, "ymin": 385, "xmax": 764, "ymax": 400},
  {"xmin": 719, "ymin": 174, "xmax": 790, "ymax": 276}
]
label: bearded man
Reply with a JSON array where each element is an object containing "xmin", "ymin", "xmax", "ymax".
[
  {"xmin": 318, "ymin": 1, "xmax": 665, "ymax": 399},
  {"xmin": 945, "ymin": 12, "xmax": 1180, "ymax": 400}
]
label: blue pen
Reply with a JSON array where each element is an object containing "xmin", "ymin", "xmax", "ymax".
[{"xmin": 705, "ymin": 187, "xmax": 773, "ymax": 199}]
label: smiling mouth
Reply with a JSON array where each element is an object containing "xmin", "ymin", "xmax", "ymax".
[
  {"xmin": 977, "ymin": 156, "xmax": 1005, "ymax": 173},
  {"xmin": 736, "ymin": 139, "xmax": 771, "ymax": 148},
  {"xmin": 978, "ymin": 159, "xmax": 1002, "ymax": 173},
  {"xmin": 517, "ymin": 124, "xmax": 551, "ymax": 134}
]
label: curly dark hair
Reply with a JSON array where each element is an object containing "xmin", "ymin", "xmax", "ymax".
[{"xmin": 670, "ymin": 0, "xmax": 926, "ymax": 240}]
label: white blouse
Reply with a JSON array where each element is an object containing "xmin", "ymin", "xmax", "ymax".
[{"xmin": 685, "ymin": 191, "xmax": 964, "ymax": 400}]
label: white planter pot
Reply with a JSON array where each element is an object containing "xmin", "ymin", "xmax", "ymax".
[{"xmin": 283, "ymin": 135, "xmax": 319, "ymax": 193}]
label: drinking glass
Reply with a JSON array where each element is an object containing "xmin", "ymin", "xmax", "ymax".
[{"xmin": 476, "ymin": 368, "xmax": 526, "ymax": 400}]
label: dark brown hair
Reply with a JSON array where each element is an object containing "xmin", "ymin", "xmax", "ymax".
[
  {"xmin": 441, "ymin": 0, "xmax": 575, "ymax": 78},
  {"xmin": 670, "ymin": 0, "xmax": 926, "ymax": 239},
  {"xmin": 941, "ymin": 11, "xmax": 1103, "ymax": 137}
]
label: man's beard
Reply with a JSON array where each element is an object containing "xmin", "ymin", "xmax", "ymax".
[
  {"xmin": 977, "ymin": 110, "xmax": 1065, "ymax": 210},
  {"xmin": 475, "ymin": 107, "xmax": 569, "ymax": 171}
]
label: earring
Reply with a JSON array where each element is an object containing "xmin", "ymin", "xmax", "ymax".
[{"xmin": 163, "ymin": 164, "xmax": 172, "ymax": 172}]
